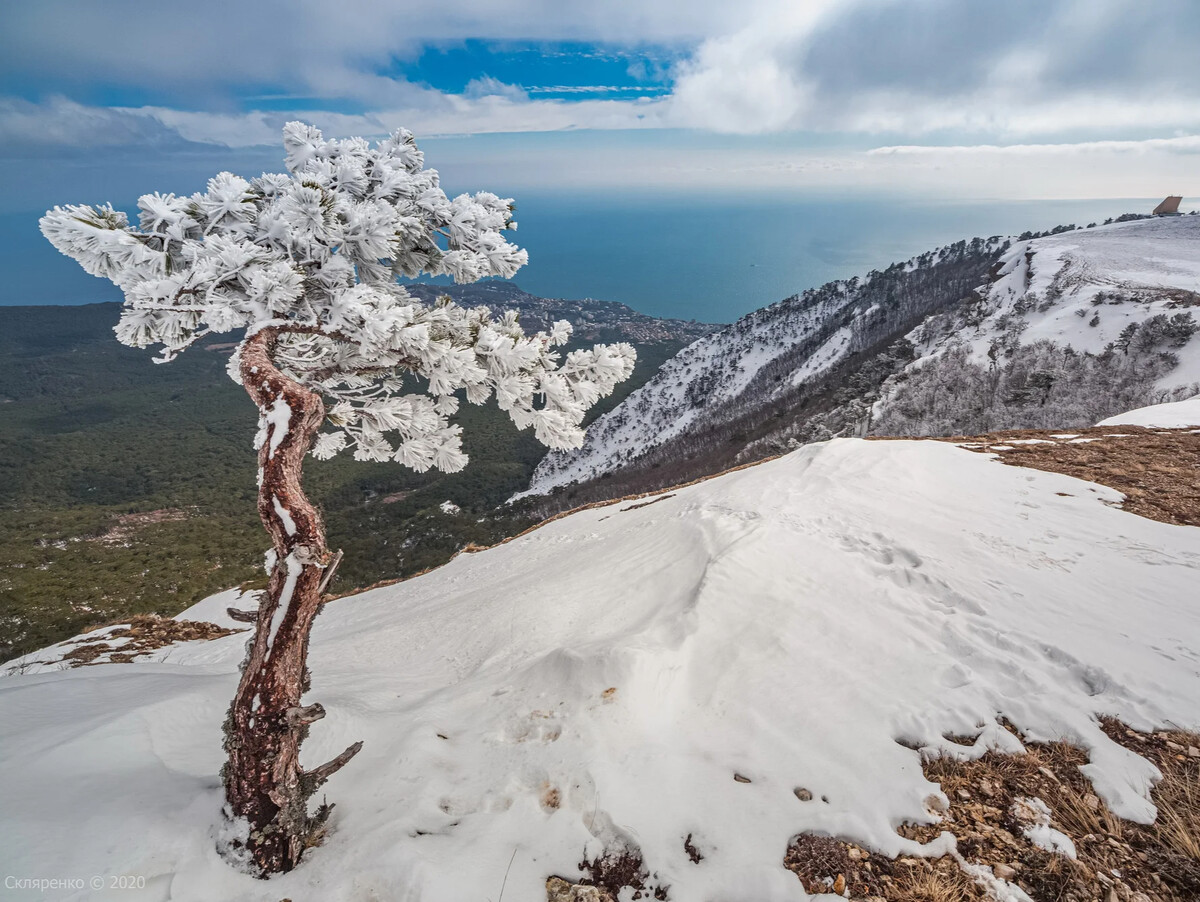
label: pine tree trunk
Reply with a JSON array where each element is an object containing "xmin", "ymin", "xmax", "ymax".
[{"xmin": 222, "ymin": 327, "xmax": 362, "ymax": 875}]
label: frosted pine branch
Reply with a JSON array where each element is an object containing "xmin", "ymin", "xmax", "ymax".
[{"xmin": 41, "ymin": 122, "xmax": 636, "ymax": 472}]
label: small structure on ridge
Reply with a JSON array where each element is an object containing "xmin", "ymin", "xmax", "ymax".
[{"xmin": 1153, "ymin": 196, "xmax": 1183, "ymax": 215}]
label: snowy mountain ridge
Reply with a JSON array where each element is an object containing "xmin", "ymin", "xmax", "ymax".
[
  {"xmin": 522, "ymin": 215, "xmax": 1200, "ymax": 502},
  {"xmin": 521, "ymin": 236, "xmax": 1006, "ymax": 498},
  {"xmin": 930, "ymin": 214, "xmax": 1200, "ymax": 365},
  {"xmin": 873, "ymin": 214, "xmax": 1200, "ymax": 436},
  {"xmin": 5, "ymin": 436, "xmax": 1199, "ymax": 900}
]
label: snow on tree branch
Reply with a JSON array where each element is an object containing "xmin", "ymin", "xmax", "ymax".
[{"xmin": 40, "ymin": 122, "xmax": 636, "ymax": 471}]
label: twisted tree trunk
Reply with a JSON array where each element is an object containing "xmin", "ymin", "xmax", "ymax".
[{"xmin": 222, "ymin": 327, "xmax": 361, "ymax": 875}]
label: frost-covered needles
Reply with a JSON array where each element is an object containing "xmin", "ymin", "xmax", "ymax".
[{"xmin": 40, "ymin": 122, "xmax": 636, "ymax": 472}]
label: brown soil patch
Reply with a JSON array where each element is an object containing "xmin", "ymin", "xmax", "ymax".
[
  {"xmin": 874, "ymin": 426, "xmax": 1200, "ymax": 527},
  {"xmin": 784, "ymin": 834, "xmax": 984, "ymax": 901},
  {"xmin": 785, "ymin": 722, "xmax": 1200, "ymax": 901},
  {"xmin": 786, "ymin": 834, "xmax": 904, "ymax": 899},
  {"xmin": 61, "ymin": 614, "xmax": 240, "ymax": 666},
  {"xmin": 570, "ymin": 846, "xmax": 668, "ymax": 900},
  {"xmin": 620, "ymin": 494, "xmax": 676, "ymax": 512}
]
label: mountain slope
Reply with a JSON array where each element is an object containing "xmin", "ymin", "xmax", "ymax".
[
  {"xmin": 522, "ymin": 237, "xmax": 1007, "ymax": 499},
  {"xmin": 521, "ymin": 216, "xmax": 1199, "ymax": 505},
  {"xmin": 5, "ymin": 437, "xmax": 1199, "ymax": 901},
  {"xmin": 874, "ymin": 215, "xmax": 1200, "ymax": 436}
]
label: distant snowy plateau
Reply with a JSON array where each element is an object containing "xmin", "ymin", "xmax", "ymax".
[
  {"xmin": 523, "ymin": 215, "xmax": 1200, "ymax": 499},
  {"xmin": 4, "ymin": 432, "xmax": 1200, "ymax": 900}
]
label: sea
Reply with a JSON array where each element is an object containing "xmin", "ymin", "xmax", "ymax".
[{"xmin": 1, "ymin": 193, "xmax": 1171, "ymax": 325}]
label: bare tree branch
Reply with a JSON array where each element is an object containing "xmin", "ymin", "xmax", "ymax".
[{"xmin": 306, "ymin": 741, "xmax": 364, "ymax": 786}]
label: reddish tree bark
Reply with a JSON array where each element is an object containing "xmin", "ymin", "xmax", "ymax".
[{"xmin": 222, "ymin": 327, "xmax": 361, "ymax": 875}]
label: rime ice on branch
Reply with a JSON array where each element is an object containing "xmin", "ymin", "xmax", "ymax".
[
  {"xmin": 40, "ymin": 122, "xmax": 635, "ymax": 876},
  {"xmin": 40, "ymin": 121, "xmax": 637, "ymax": 467}
]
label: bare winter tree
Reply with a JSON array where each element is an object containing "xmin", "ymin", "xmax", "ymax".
[{"xmin": 40, "ymin": 122, "xmax": 636, "ymax": 875}]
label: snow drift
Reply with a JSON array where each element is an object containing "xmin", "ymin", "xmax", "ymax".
[
  {"xmin": 1097, "ymin": 395, "xmax": 1200, "ymax": 428},
  {"xmin": 3, "ymin": 438, "xmax": 1200, "ymax": 901}
]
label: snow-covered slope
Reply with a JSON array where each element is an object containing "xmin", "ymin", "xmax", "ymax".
[
  {"xmin": 875, "ymin": 216, "xmax": 1200, "ymax": 436},
  {"xmin": 1097, "ymin": 394, "xmax": 1200, "ymax": 428},
  {"xmin": 520, "ymin": 286, "xmax": 855, "ymax": 494},
  {"xmin": 522, "ymin": 238, "xmax": 1004, "ymax": 497},
  {"xmin": 909, "ymin": 215, "xmax": 1200, "ymax": 370},
  {"xmin": 4, "ymin": 438, "xmax": 1200, "ymax": 901},
  {"xmin": 522, "ymin": 216, "xmax": 1200, "ymax": 501}
]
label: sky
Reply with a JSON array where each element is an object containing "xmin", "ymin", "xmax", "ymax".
[{"xmin": 1, "ymin": 0, "xmax": 1198, "ymax": 307}]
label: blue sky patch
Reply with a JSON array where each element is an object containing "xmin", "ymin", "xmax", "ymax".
[{"xmin": 388, "ymin": 40, "xmax": 680, "ymax": 100}]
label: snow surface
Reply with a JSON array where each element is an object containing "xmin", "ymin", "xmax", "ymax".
[
  {"xmin": 4, "ymin": 438, "xmax": 1200, "ymax": 900},
  {"xmin": 1097, "ymin": 395, "xmax": 1200, "ymax": 428}
]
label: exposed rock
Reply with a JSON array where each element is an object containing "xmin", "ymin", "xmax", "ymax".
[
  {"xmin": 60, "ymin": 614, "xmax": 241, "ymax": 667},
  {"xmin": 546, "ymin": 877, "xmax": 614, "ymax": 902}
]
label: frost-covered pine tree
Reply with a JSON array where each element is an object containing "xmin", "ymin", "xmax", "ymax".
[{"xmin": 40, "ymin": 122, "xmax": 635, "ymax": 875}]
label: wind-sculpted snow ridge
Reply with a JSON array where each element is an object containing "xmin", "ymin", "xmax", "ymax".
[
  {"xmin": 520, "ymin": 237, "xmax": 1006, "ymax": 498},
  {"xmin": 4, "ymin": 438, "xmax": 1200, "ymax": 901}
]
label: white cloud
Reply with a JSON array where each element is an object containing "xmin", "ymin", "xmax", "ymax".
[
  {"xmin": 5, "ymin": 0, "xmax": 1200, "ymax": 207},
  {"xmin": 526, "ymin": 85, "xmax": 664, "ymax": 94},
  {"xmin": 2, "ymin": 0, "xmax": 760, "ymax": 102},
  {"xmin": 0, "ymin": 87, "xmax": 670, "ymax": 155},
  {"xmin": 656, "ymin": 0, "xmax": 1200, "ymax": 137},
  {"xmin": 869, "ymin": 136, "xmax": 1200, "ymax": 156},
  {"xmin": 666, "ymin": 0, "xmax": 854, "ymax": 133}
]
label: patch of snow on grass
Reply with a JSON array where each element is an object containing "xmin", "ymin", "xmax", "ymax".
[{"xmin": 1011, "ymin": 797, "xmax": 1078, "ymax": 859}]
